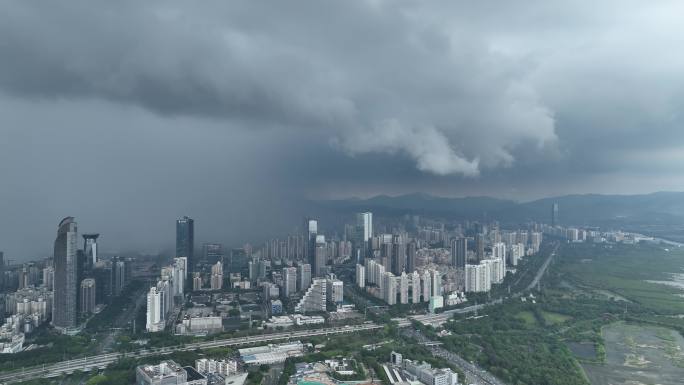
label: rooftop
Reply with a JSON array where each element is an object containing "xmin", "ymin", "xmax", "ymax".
[
  {"xmin": 184, "ymin": 366, "xmax": 207, "ymax": 382},
  {"xmin": 139, "ymin": 360, "xmax": 185, "ymax": 379}
]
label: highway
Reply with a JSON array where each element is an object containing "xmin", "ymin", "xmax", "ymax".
[
  {"xmin": 407, "ymin": 300, "xmax": 500, "ymax": 327},
  {"xmin": 522, "ymin": 242, "xmax": 558, "ymax": 293},
  {"xmin": 0, "ymin": 324, "xmax": 382, "ymax": 384}
]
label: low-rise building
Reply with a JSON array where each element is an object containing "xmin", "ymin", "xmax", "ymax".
[
  {"xmin": 136, "ymin": 360, "xmax": 187, "ymax": 385},
  {"xmin": 326, "ymin": 275, "xmax": 344, "ymax": 304},
  {"xmin": 264, "ymin": 315, "xmax": 294, "ymax": 329},
  {"xmin": 176, "ymin": 315, "xmax": 223, "ymax": 335},
  {"xmin": 444, "ymin": 292, "xmax": 466, "ymax": 306},
  {"xmin": 392, "ymin": 354, "xmax": 458, "ymax": 385},
  {"xmin": 264, "ymin": 314, "xmax": 325, "ymax": 329},
  {"xmin": 185, "ymin": 366, "xmax": 208, "ymax": 385},
  {"xmin": 428, "ymin": 296, "xmax": 443, "ymax": 313},
  {"xmin": 270, "ymin": 300, "xmax": 283, "ymax": 315},
  {"xmin": 325, "ymin": 358, "xmax": 356, "ymax": 376},
  {"xmin": 239, "ymin": 341, "xmax": 304, "ymax": 365},
  {"xmin": 195, "ymin": 358, "xmax": 239, "ymax": 376},
  {"xmin": 0, "ymin": 331, "xmax": 24, "ymax": 354}
]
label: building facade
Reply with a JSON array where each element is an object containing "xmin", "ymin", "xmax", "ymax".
[
  {"xmin": 52, "ymin": 217, "xmax": 78, "ymax": 333},
  {"xmin": 176, "ymin": 216, "xmax": 195, "ymax": 272},
  {"xmin": 80, "ymin": 278, "xmax": 96, "ymax": 315}
]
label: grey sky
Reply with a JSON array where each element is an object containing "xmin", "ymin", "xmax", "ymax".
[{"xmin": 2, "ymin": 1, "xmax": 684, "ymax": 259}]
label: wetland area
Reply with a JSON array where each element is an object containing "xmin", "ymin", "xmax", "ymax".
[{"xmin": 581, "ymin": 322, "xmax": 684, "ymax": 385}]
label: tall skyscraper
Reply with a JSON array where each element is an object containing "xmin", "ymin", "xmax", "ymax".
[
  {"xmin": 146, "ymin": 286, "xmax": 164, "ymax": 332},
  {"xmin": 451, "ymin": 237, "xmax": 467, "ymax": 268},
  {"xmin": 112, "ymin": 256, "xmax": 126, "ymax": 296},
  {"xmin": 530, "ymin": 232, "xmax": 542, "ymax": 254},
  {"xmin": 248, "ymin": 258, "xmax": 267, "ymax": 282},
  {"xmin": 421, "ymin": 270, "xmax": 431, "ymax": 303},
  {"xmin": 210, "ymin": 261, "xmax": 223, "ymax": 290},
  {"xmin": 399, "ymin": 272, "xmax": 409, "ymax": 304},
  {"xmin": 355, "ymin": 264, "xmax": 365, "ymax": 288},
  {"xmin": 383, "ymin": 272, "xmax": 397, "ymax": 305},
  {"xmin": 552, "ymin": 203, "xmax": 560, "ymax": 226},
  {"xmin": 475, "ymin": 233, "xmax": 485, "ymax": 262},
  {"xmin": 53, "ymin": 217, "xmax": 78, "ymax": 333},
  {"xmin": 297, "ymin": 263, "xmax": 312, "ymax": 291},
  {"xmin": 465, "ymin": 263, "xmax": 491, "ymax": 293},
  {"xmin": 313, "ymin": 235, "xmax": 327, "ymax": 277},
  {"xmin": 93, "ymin": 261, "xmax": 113, "ymax": 305},
  {"xmin": 0, "ymin": 251, "xmax": 6, "ymax": 290},
  {"xmin": 304, "ymin": 218, "xmax": 318, "ymax": 264},
  {"xmin": 407, "ymin": 241, "xmax": 417, "ymax": 273},
  {"xmin": 82, "ymin": 233, "xmax": 99, "ymax": 270},
  {"xmin": 18, "ymin": 266, "xmax": 29, "ymax": 289},
  {"xmin": 492, "ymin": 242, "xmax": 506, "ymax": 262},
  {"xmin": 391, "ymin": 235, "xmax": 407, "ymax": 275},
  {"xmin": 80, "ymin": 278, "xmax": 96, "ymax": 315},
  {"xmin": 76, "ymin": 249, "xmax": 85, "ymax": 308},
  {"xmin": 430, "ymin": 270, "xmax": 442, "ymax": 298},
  {"xmin": 43, "ymin": 266, "xmax": 54, "ymax": 290},
  {"xmin": 411, "ymin": 271, "xmax": 421, "ymax": 304},
  {"xmin": 490, "ymin": 229, "xmax": 501, "ymax": 244},
  {"xmin": 283, "ymin": 267, "xmax": 297, "ymax": 297},
  {"xmin": 354, "ymin": 212, "xmax": 373, "ymax": 261},
  {"xmin": 192, "ymin": 272, "xmax": 202, "ymax": 291},
  {"xmin": 326, "ymin": 274, "xmax": 344, "ymax": 304},
  {"xmin": 172, "ymin": 257, "xmax": 186, "ymax": 296},
  {"xmin": 176, "ymin": 216, "xmax": 195, "ymax": 271},
  {"xmin": 174, "ymin": 257, "xmax": 188, "ymax": 282},
  {"xmin": 203, "ymin": 243, "xmax": 223, "ymax": 265}
]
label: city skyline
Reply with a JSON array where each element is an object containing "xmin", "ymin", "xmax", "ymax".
[
  {"xmin": 2, "ymin": 2, "xmax": 684, "ymax": 384},
  {"xmin": 0, "ymin": 189, "xmax": 682, "ymax": 261}
]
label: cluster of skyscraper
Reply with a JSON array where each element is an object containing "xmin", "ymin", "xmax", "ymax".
[
  {"xmin": 243, "ymin": 216, "xmax": 355, "ymax": 315},
  {"xmin": 350, "ymin": 214, "xmax": 445, "ymax": 309},
  {"xmin": 457, "ymin": 229, "xmax": 542, "ymax": 293},
  {"xmin": 145, "ymin": 214, "xmax": 195, "ymax": 333},
  {"xmin": 354, "ymin": 217, "xmax": 544, "ymax": 307},
  {"xmin": 51, "ymin": 217, "xmax": 127, "ymax": 334},
  {"xmin": 143, "ymin": 210, "xmax": 549, "ymax": 330},
  {"xmin": 358, "ymin": 261, "xmax": 441, "ymax": 308},
  {"xmin": 147, "ymin": 216, "xmax": 228, "ymax": 332},
  {"xmin": 146, "ymin": 256, "xmax": 187, "ymax": 332}
]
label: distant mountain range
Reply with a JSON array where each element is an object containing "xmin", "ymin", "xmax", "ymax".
[{"xmin": 315, "ymin": 191, "xmax": 684, "ymax": 229}]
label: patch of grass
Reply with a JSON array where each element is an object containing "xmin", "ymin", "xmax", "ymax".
[
  {"xmin": 555, "ymin": 243, "xmax": 684, "ymax": 314},
  {"xmin": 656, "ymin": 328, "xmax": 676, "ymax": 342},
  {"xmin": 542, "ymin": 311, "xmax": 572, "ymax": 325},
  {"xmin": 515, "ymin": 310, "xmax": 537, "ymax": 326}
]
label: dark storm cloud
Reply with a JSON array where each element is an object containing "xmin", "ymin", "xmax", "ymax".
[
  {"xmin": 2, "ymin": 1, "xmax": 684, "ymax": 258},
  {"xmin": 0, "ymin": 0, "xmax": 558, "ymax": 176}
]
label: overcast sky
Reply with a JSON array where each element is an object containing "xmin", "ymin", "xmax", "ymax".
[{"xmin": 2, "ymin": 1, "xmax": 684, "ymax": 259}]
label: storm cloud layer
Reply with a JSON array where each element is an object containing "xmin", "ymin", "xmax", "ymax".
[
  {"xmin": 2, "ymin": 1, "xmax": 684, "ymax": 258},
  {"xmin": 0, "ymin": 0, "xmax": 560, "ymax": 176}
]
